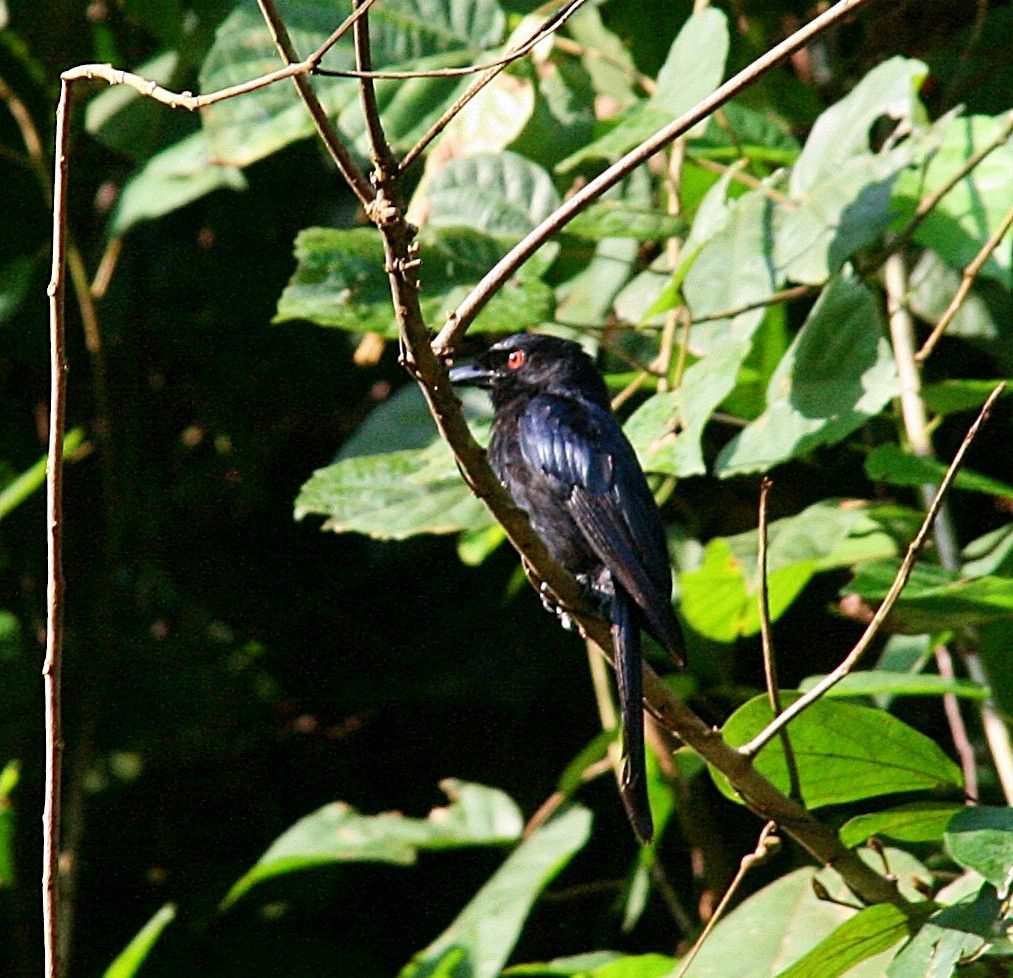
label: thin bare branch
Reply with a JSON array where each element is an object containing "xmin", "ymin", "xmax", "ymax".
[
  {"xmin": 433, "ymin": 0, "xmax": 878, "ymax": 351},
  {"xmin": 43, "ymin": 76, "xmax": 73, "ymax": 978},
  {"xmin": 916, "ymin": 199, "xmax": 1013, "ymax": 362},
  {"xmin": 758, "ymin": 479, "xmax": 800, "ymax": 801},
  {"xmin": 740, "ymin": 383, "xmax": 1006, "ymax": 759},
  {"xmin": 673, "ymin": 823, "xmax": 780, "ymax": 978}
]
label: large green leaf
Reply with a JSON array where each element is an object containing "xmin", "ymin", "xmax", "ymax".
[
  {"xmin": 276, "ymin": 225, "xmax": 553, "ymax": 336},
  {"xmin": 798, "ymin": 671, "xmax": 989, "ymax": 701},
  {"xmin": 200, "ymin": 0, "xmax": 505, "ymax": 167},
  {"xmin": 944, "ymin": 807, "xmax": 1013, "ymax": 897},
  {"xmin": 398, "ymin": 806, "xmax": 592, "ymax": 978},
  {"xmin": 223, "ymin": 780, "xmax": 523, "ymax": 907},
  {"xmin": 894, "ymin": 113, "xmax": 1013, "ymax": 288},
  {"xmin": 845, "ymin": 560, "xmax": 1013, "ymax": 633},
  {"xmin": 716, "ymin": 275, "xmax": 899, "ymax": 476},
  {"xmin": 713, "ymin": 694, "xmax": 963, "ymax": 809},
  {"xmin": 559, "ymin": 7, "xmax": 728, "ymax": 169},
  {"xmin": 295, "ymin": 440, "xmax": 493, "ymax": 540}
]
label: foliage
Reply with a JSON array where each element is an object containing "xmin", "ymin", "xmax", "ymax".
[{"xmin": 1, "ymin": 0, "xmax": 1012, "ymax": 976}]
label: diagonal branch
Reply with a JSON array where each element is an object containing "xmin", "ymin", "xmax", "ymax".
[{"xmin": 432, "ymin": 0, "xmax": 878, "ymax": 352}]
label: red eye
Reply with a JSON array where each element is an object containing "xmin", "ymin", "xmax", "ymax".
[{"xmin": 506, "ymin": 349, "xmax": 525, "ymax": 370}]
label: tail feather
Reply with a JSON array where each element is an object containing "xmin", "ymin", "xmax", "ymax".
[{"xmin": 612, "ymin": 591, "xmax": 653, "ymax": 845}]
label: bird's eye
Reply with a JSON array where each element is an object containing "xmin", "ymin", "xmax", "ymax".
[{"xmin": 506, "ymin": 349, "xmax": 525, "ymax": 370}]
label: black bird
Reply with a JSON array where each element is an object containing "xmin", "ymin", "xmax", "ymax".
[{"xmin": 449, "ymin": 333, "xmax": 684, "ymax": 844}]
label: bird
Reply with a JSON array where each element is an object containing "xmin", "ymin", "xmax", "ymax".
[{"xmin": 449, "ymin": 333, "xmax": 684, "ymax": 844}]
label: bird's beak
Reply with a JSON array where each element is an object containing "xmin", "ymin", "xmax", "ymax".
[{"xmin": 448, "ymin": 361, "xmax": 494, "ymax": 389}]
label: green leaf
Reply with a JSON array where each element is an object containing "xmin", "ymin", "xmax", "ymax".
[
  {"xmin": 564, "ymin": 203, "xmax": 687, "ymax": 242},
  {"xmin": 716, "ymin": 275, "xmax": 899, "ymax": 476},
  {"xmin": 0, "ymin": 759, "xmax": 18, "ymax": 888},
  {"xmin": 200, "ymin": 0, "xmax": 505, "ymax": 166},
  {"xmin": 962, "ymin": 523, "xmax": 1013, "ymax": 578},
  {"xmin": 798, "ymin": 671, "xmax": 990, "ymax": 701},
  {"xmin": 276, "ymin": 226, "xmax": 554, "ymax": 336},
  {"xmin": 425, "ymin": 151, "xmax": 561, "ymax": 238},
  {"xmin": 0, "ymin": 429, "xmax": 86, "ymax": 522},
  {"xmin": 223, "ymin": 780, "xmax": 523, "ymax": 907},
  {"xmin": 866, "ymin": 442, "xmax": 1013, "ymax": 499},
  {"xmin": 0, "ymin": 255, "xmax": 34, "ymax": 324},
  {"xmin": 839, "ymin": 802, "xmax": 965, "ymax": 848},
  {"xmin": 845, "ymin": 560, "xmax": 1013, "ymax": 633},
  {"xmin": 112, "ymin": 129, "xmax": 247, "ymax": 234},
  {"xmin": 684, "ymin": 868, "xmax": 868, "ymax": 978},
  {"xmin": 894, "ymin": 114, "xmax": 1013, "ymax": 288},
  {"xmin": 790, "ymin": 58, "xmax": 928, "ymax": 195},
  {"xmin": 713, "ymin": 694, "xmax": 963, "ymax": 809},
  {"xmin": 887, "ymin": 884, "xmax": 1000, "ymax": 978},
  {"xmin": 101, "ymin": 904, "xmax": 176, "ymax": 978},
  {"xmin": 295, "ymin": 440, "xmax": 492, "ymax": 539},
  {"xmin": 507, "ymin": 952, "xmax": 674, "ymax": 977},
  {"xmin": 922, "ymin": 379, "xmax": 1013, "ymax": 417},
  {"xmin": 945, "ymin": 807, "xmax": 1013, "ymax": 897},
  {"xmin": 559, "ymin": 7, "xmax": 728, "ymax": 169},
  {"xmin": 774, "ymin": 904, "xmax": 916, "ymax": 978},
  {"xmin": 398, "ymin": 805, "xmax": 592, "ymax": 978}
]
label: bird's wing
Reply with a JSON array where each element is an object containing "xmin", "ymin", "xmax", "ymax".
[{"xmin": 518, "ymin": 396, "xmax": 681, "ymax": 659}]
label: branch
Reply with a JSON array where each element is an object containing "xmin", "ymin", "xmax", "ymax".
[
  {"xmin": 432, "ymin": 0, "xmax": 878, "ymax": 351},
  {"xmin": 740, "ymin": 384, "xmax": 1006, "ymax": 759}
]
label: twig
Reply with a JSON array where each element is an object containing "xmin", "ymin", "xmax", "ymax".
[
  {"xmin": 399, "ymin": 0, "xmax": 589, "ymax": 172},
  {"xmin": 757, "ymin": 479, "xmax": 800, "ymax": 801},
  {"xmin": 916, "ymin": 200, "xmax": 1013, "ymax": 362},
  {"xmin": 43, "ymin": 75, "xmax": 73, "ymax": 978},
  {"xmin": 687, "ymin": 154, "xmax": 796, "ymax": 208},
  {"xmin": 740, "ymin": 384, "xmax": 1006, "ymax": 759},
  {"xmin": 673, "ymin": 822, "xmax": 780, "ymax": 978},
  {"xmin": 963, "ymin": 649, "xmax": 1013, "ymax": 803},
  {"xmin": 690, "ymin": 284, "xmax": 817, "ymax": 324},
  {"xmin": 317, "ymin": 0, "xmax": 589, "ymax": 80},
  {"xmin": 433, "ymin": 0, "xmax": 878, "ymax": 351},
  {"xmin": 934, "ymin": 643, "xmax": 978, "ymax": 802}
]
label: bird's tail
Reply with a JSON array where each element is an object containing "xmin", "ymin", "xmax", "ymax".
[{"xmin": 611, "ymin": 592, "xmax": 653, "ymax": 845}]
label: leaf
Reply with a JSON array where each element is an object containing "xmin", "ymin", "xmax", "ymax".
[
  {"xmin": 0, "ymin": 429, "xmax": 86, "ymax": 522},
  {"xmin": 790, "ymin": 58, "xmax": 928, "ymax": 195},
  {"xmin": 112, "ymin": 129, "xmax": 247, "ymax": 234},
  {"xmin": 0, "ymin": 759, "xmax": 18, "ymax": 888},
  {"xmin": 276, "ymin": 226, "xmax": 554, "ymax": 337},
  {"xmin": 798, "ymin": 672, "xmax": 990, "ymax": 702},
  {"xmin": 559, "ymin": 7, "xmax": 728, "ymax": 169},
  {"xmin": 945, "ymin": 806, "xmax": 1013, "ymax": 897},
  {"xmin": 922, "ymin": 379, "xmax": 1013, "ymax": 417},
  {"xmin": 774, "ymin": 904, "xmax": 915, "ymax": 978},
  {"xmin": 716, "ymin": 276, "xmax": 899, "ymax": 476},
  {"xmin": 866, "ymin": 442, "xmax": 1013, "ymax": 499},
  {"xmin": 200, "ymin": 0, "xmax": 505, "ymax": 167},
  {"xmin": 713, "ymin": 694, "xmax": 963, "ymax": 809},
  {"xmin": 886, "ymin": 884, "xmax": 1001, "ymax": 978},
  {"xmin": 101, "ymin": 904, "xmax": 176, "ymax": 978},
  {"xmin": 845, "ymin": 560, "xmax": 1013, "ymax": 633},
  {"xmin": 564, "ymin": 203, "xmax": 687, "ymax": 242},
  {"xmin": 296, "ymin": 442, "xmax": 492, "ymax": 540},
  {"xmin": 683, "ymin": 868, "xmax": 862, "ymax": 978},
  {"xmin": 507, "ymin": 953, "xmax": 674, "ymax": 977},
  {"xmin": 894, "ymin": 113, "xmax": 1013, "ymax": 288},
  {"xmin": 0, "ymin": 255, "xmax": 34, "ymax": 324},
  {"xmin": 839, "ymin": 802, "xmax": 965, "ymax": 848},
  {"xmin": 398, "ymin": 806, "xmax": 592, "ymax": 978},
  {"xmin": 223, "ymin": 780, "xmax": 523, "ymax": 907},
  {"xmin": 425, "ymin": 151, "xmax": 561, "ymax": 238}
]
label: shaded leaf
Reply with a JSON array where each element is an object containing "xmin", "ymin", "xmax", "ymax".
[
  {"xmin": 224, "ymin": 780, "xmax": 523, "ymax": 907},
  {"xmin": 922, "ymin": 379, "xmax": 1013, "ymax": 417},
  {"xmin": 945, "ymin": 806, "xmax": 1013, "ymax": 897},
  {"xmin": 714, "ymin": 694, "xmax": 963, "ymax": 809},
  {"xmin": 716, "ymin": 276, "xmax": 898, "ymax": 476},
  {"xmin": 398, "ymin": 806, "xmax": 592, "ymax": 978},
  {"xmin": 564, "ymin": 203, "xmax": 687, "ymax": 242},
  {"xmin": 866, "ymin": 442, "xmax": 1013, "ymax": 499},
  {"xmin": 798, "ymin": 672, "xmax": 990, "ymax": 701},
  {"xmin": 0, "ymin": 255, "xmax": 34, "ymax": 324}
]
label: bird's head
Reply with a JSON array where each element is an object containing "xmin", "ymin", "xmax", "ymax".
[{"xmin": 448, "ymin": 333, "xmax": 610, "ymax": 408}]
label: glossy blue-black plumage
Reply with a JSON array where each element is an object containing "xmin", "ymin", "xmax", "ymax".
[{"xmin": 449, "ymin": 333, "xmax": 684, "ymax": 844}]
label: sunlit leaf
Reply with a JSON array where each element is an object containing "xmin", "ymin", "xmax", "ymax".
[
  {"xmin": 713, "ymin": 694, "xmax": 963, "ymax": 809},
  {"xmin": 224, "ymin": 780, "xmax": 523, "ymax": 907},
  {"xmin": 799, "ymin": 671, "xmax": 989, "ymax": 701},
  {"xmin": 866, "ymin": 442, "xmax": 1013, "ymax": 499},
  {"xmin": 840, "ymin": 802, "xmax": 965, "ymax": 848},
  {"xmin": 101, "ymin": 904, "xmax": 176, "ymax": 978}
]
